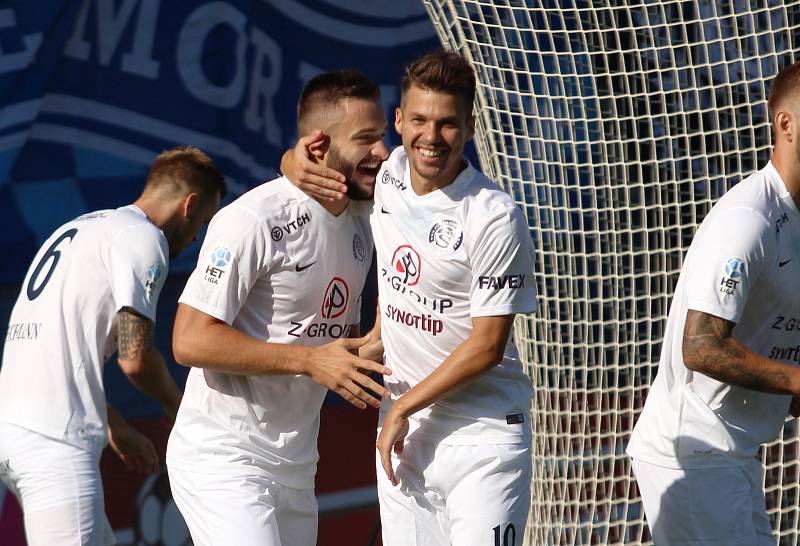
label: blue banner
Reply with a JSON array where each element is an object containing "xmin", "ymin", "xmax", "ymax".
[{"xmin": 0, "ymin": 0, "xmax": 439, "ymax": 280}]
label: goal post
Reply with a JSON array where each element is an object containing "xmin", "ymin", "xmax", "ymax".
[{"xmin": 420, "ymin": 1, "xmax": 800, "ymax": 544}]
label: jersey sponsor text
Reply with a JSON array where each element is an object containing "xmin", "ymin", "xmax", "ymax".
[
  {"xmin": 384, "ymin": 304, "xmax": 444, "ymax": 336},
  {"xmin": 478, "ymin": 274, "xmax": 525, "ymax": 290},
  {"xmin": 381, "ymin": 268, "xmax": 454, "ymax": 313}
]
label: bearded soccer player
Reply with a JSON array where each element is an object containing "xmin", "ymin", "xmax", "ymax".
[
  {"xmin": 283, "ymin": 50, "xmax": 537, "ymax": 546},
  {"xmin": 165, "ymin": 70, "xmax": 391, "ymax": 546},
  {"xmin": 627, "ymin": 61, "xmax": 800, "ymax": 545},
  {"xmin": 0, "ymin": 147, "xmax": 225, "ymax": 545}
]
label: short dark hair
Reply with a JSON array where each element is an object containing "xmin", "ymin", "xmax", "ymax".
[
  {"xmin": 402, "ymin": 49, "xmax": 476, "ymax": 113},
  {"xmin": 144, "ymin": 146, "xmax": 227, "ymax": 201},
  {"xmin": 768, "ymin": 61, "xmax": 800, "ymax": 120},
  {"xmin": 297, "ymin": 69, "xmax": 381, "ymax": 135}
]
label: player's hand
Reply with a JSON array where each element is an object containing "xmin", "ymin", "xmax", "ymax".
[
  {"xmin": 108, "ymin": 419, "xmax": 160, "ymax": 475},
  {"xmin": 280, "ymin": 130, "xmax": 348, "ymax": 201},
  {"xmin": 310, "ymin": 336, "xmax": 391, "ymax": 409},
  {"xmin": 358, "ymin": 328, "xmax": 384, "ymax": 364},
  {"xmin": 377, "ymin": 407, "xmax": 409, "ymax": 486},
  {"xmin": 790, "ymin": 395, "xmax": 800, "ymax": 418}
]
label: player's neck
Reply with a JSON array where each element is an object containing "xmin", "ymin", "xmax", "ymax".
[
  {"xmin": 771, "ymin": 151, "xmax": 800, "ymax": 210},
  {"xmin": 133, "ymin": 196, "xmax": 169, "ymax": 228},
  {"xmin": 409, "ymin": 160, "xmax": 466, "ymax": 196},
  {"xmin": 314, "ymin": 194, "xmax": 349, "ymax": 217}
]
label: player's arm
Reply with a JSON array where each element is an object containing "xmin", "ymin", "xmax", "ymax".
[
  {"xmin": 377, "ymin": 314, "xmax": 513, "ymax": 485},
  {"xmin": 683, "ymin": 310, "xmax": 800, "ymax": 395},
  {"xmin": 172, "ymin": 303, "xmax": 390, "ymax": 409},
  {"xmin": 106, "ymin": 404, "xmax": 159, "ymax": 475},
  {"xmin": 280, "ymin": 130, "xmax": 348, "ymax": 200},
  {"xmin": 117, "ymin": 307, "xmax": 182, "ymax": 422}
]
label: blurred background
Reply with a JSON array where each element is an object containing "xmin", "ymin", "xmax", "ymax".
[{"xmin": 0, "ymin": 1, "xmax": 448, "ymax": 544}]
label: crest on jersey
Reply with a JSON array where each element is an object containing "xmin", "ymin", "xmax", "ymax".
[
  {"xmin": 205, "ymin": 246, "xmax": 232, "ymax": 285},
  {"xmin": 391, "ymin": 245, "xmax": 421, "ymax": 286},
  {"xmin": 322, "ymin": 277, "xmax": 349, "ymax": 319},
  {"xmin": 720, "ymin": 256, "xmax": 744, "ymax": 296},
  {"xmin": 724, "ymin": 257, "xmax": 743, "ymax": 279},
  {"xmin": 428, "ymin": 219, "xmax": 463, "ymax": 254},
  {"xmin": 353, "ymin": 234, "xmax": 364, "ymax": 263},
  {"xmin": 144, "ymin": 264, "xmax": 162, "ymax": 298},
  {"xmin": 210, "ymin": 246, "xmax": 232, "ymax": 268}
]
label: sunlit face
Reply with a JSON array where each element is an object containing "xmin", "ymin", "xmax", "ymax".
[
  {"xmin": 395, "ymin": 84, "xmax": 474, "ymax": 190},
  {"xmin": 327, "ymin": 98, "xmax": 389, "ymax": 200},
  {"xmin": 170, "ymin": 191, "xmax": 220, "ymax": 259}
]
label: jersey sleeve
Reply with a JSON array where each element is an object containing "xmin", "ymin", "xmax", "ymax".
[
  {"xmin": 685, "ymin": 207, "xmax": 773, "ymax": 323},
  {"xmin": 107, "ymin": 224, "xmax": 169, "ymax": 323},
  {"xmin": 179, "ymin": 206, "xmax": 270, "ymax": 324},
  {"xmin": 469, "ymin": 203, "xmax": 538, "ymax": 317}
]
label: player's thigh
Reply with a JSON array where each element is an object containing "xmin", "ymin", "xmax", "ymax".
[
  {"xmin": 0, "ymin": 424, "xmax": 112, "ymax": 546},
  {"xmin": 743, "ymin": 459, "xmax": 777, "ymax": 546},
  {"xmin": 444, "ymin": 443, "xmax": 531, "ymax": 546},
  {"xmin": 275, "ymin": 486, "xmax": 318, "ymax": 546},
  {"xmin": 167, "ymin": 464, "xmax": 282, "ymax": 546},
  {"xmin": 632, "ymin": 457, "xmax": 765, "ymax": 546},
  {"xmin": 376, "ymin": 443, "xmax": 449, "ymax": 546}
]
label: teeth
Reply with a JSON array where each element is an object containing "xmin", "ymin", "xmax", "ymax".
[
  {"xmin": 418, "ymin": 148, "xmax": 443, "ymax": 158},
  {"xmin": 359, "ymin": 162, "xmax": 379, "ymax": 169}
]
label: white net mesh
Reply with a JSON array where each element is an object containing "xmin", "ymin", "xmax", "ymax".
[{"xmin": 421, "ymin": 1, "xmax": 800, "ymax": 544}]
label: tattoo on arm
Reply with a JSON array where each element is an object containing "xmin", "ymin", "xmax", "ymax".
[
  {"xmin": 118, "ymin": 307, "xmax": 154, "ymax": 360},
  {"xmin": 683, "ymin": 310, "xmax": 791, "ymax": 393}
]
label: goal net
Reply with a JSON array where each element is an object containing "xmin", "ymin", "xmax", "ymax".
[{"xmin": 421, "ymin": 1, "xmax": 800, "ymax": 544}]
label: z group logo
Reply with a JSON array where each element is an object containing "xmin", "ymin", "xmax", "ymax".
[
  {"xmin": 322, "ymin": 277, "xmax": 349, "ymax": 319},
  {"xmin": 391, "ymin": 245, "xmax": 421, "ymax": 286}
]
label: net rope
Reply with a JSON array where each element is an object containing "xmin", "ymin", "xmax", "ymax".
[{"xmin": 421, "ymin": 1, "xmax": 800, "ymax": 544}]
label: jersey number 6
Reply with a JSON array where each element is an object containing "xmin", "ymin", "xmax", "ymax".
[{"xmin": 26, "ymin": 228, "xmax": 78, "ymax": 301}]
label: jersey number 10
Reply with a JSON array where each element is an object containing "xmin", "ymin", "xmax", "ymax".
[{"xmin": 493, "ymin": 523, "xmax": 516, "ymax": 546}]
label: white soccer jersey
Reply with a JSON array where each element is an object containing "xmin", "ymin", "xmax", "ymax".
[
  {"xmin": 166, "ymin": 177, "xmax": 373, "ymax": 489},
  {"xmin": 373, "ymin": 147, "xmax": 537, "ymax": 445},
  {"xmin": 628, "ymin": 161, "xmax": 800, "ymax": 468},
  {"xmin": 0, "ymin": 205, "xmax": 168, "ymax": 451}
]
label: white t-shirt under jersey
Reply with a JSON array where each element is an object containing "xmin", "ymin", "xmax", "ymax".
[
  {"xmin": 0, "ymin": 205, "xmax": 168, "ymax": 452},
  {"xmin": 373, "ymin": 147, "xmax": 537, "ymax": 445},
  {"xmin": 628, "ymin": 162, "xmax": 800, "ymax": 468},
  {"xmin": 166, "ymin": 177, "xmax": 373, "ymax": 490}
]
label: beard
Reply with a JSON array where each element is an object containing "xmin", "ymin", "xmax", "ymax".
[{"xmin": 326, "ymin": 146, "xmax": 372, "ymax": 201}]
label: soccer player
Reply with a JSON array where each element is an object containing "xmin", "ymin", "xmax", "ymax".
[
  {"xmin": 0, "ymin": 146, "xmax": 226, "ymax": 546},
  {"xmin": 283, "ymin": 50, "xmax": 538, "ymax": 546},
  {"xmin": 165, "ymin": 70, "xmax": 391, "ymax": 546},
  {"xmin": 627, "ymin": 61, "xmax": 800, "ymax": 545}
]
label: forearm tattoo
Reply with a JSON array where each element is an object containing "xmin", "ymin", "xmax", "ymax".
[
  {"xmin": 118, "ymin": 307, "xmax": 154, "ymax": 360},
  {"xmin": 683, "ymin": 310, "xmax": 789, "ymax": 393}
]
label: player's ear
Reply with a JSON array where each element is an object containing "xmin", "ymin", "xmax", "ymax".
[
  {"xmin": 466, "ymin": 113, "xmax": 475, "ymax": 141},
  {"xmin": 308, "ymin": 133, "xmax": 329, "ymax": 162},
  {"xmin": 394, "ymin": 107, "xmax": 403, "ymax": 135},
  {"xmin": 182, "ymin": 192, "xmax": 199, "ymax": 218}
]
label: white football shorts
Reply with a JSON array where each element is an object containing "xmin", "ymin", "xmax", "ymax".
[
  {"xmin": 0, "ymin": 422, "xmax": 115, "ymax": 546},
  {"xmin": 376, "ymin": 439, "xmax": 531, "ymax": 546},
  {"xmin": 631, "ymin": 457, "xmax": 775, "ymax": 546},
  {"xmin": 167, "ymin": 463, "xmax": 317, "ymax": 546}
]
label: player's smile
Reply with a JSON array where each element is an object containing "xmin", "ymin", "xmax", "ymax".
[
  {"xmin": 355, "ymin": 156, "xmax": 381, "ymax": 184},
  {"xmin": 396, "ymin": 84, "xmax": 474, "ymax": 192}
]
